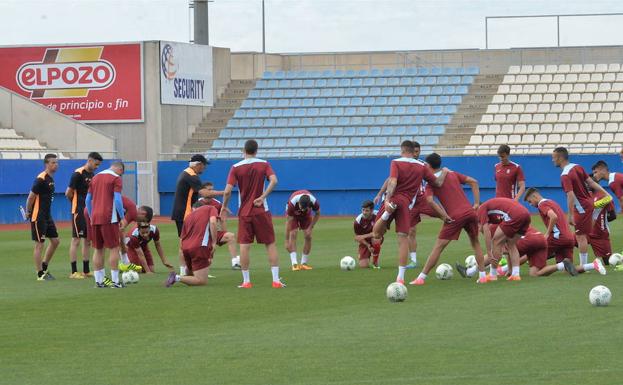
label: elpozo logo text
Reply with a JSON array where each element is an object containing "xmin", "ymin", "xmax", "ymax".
[
  {"xmin": 16, "ymin": 46, "xmax": 116, "ymax": 99},
  {"xmin": 160, "ymin": 43, "xmax": 205, "ymax": 101}
]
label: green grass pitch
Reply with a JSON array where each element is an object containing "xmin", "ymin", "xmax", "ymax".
[{"xmin": 1, "ymin": 216, "xmax": 623, "ymax": 385}]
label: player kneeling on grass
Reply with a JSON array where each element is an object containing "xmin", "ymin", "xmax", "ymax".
[
  {"xmin": 412, "ymin": 153, "xmax": 487, "ymax": 285},
  {"xmin": 285, "ymin": 190, "xmax": 321, "ymax": 270},
  {"xmin": 354, "ymin": 200, "xmax": 382, "ymax": 268},
  {"xmin": 165, "ymin": 203, "xmax": 218, "ymax": 287},
  {"xmin": 126, "ymin": 221, "xmax": 174, "ymax": 274},
  {"xmin": 524, "ymin": 188, "xmax": 606, "ymax": 275},
  {"xmin": 477, "ymin": 197, "xmax": 531, "ymax": 281}
]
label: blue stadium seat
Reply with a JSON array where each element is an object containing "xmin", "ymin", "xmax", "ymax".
[
  {"xmin": 357, "ymin": 106, "xmax": 369, "ymax": 115},
  {"xmin": 338, "ymin": 79, "xmax": 351, "ymax": 87},
  {"xmin": 337, "ymin": 137, "xmax": 349, "ymax": 146},
  {"xmin": 325, "ymin": 137, "xmax": 337, "ymax": 146},
  {"xmin": 432, "ymin": 106, "xmax": 443, "ymax": 114},
  {"xmin": 427, "ymin": 136, "xmax": 439, "ymax": 145},
  {"xmin": 291, "ymin": 79, "xmax": 303, "ymax": 88},
  {"xmin": 382, "ymin": 87, "xmax": 393, "ymax": 96},
  {"xmin": 369, "ymin": 126, "xmax": 381, "ymax": 135},
  {"xmin": 375, "ymin": 78, "xmax": 388, "ymax": 86},
  {"xmin": 356, "ymin": 127, "xmax": 368, "ymax": 136},
  {"xmin": 374, "ymin": 137, "xmax": 388, "ymax": 146},
  {"xmin": 388, "ymin": 136, "xmax": 400, "ymax": 146},
  {"xmin": 345, "ymin": 70, "xmax": 356, "ymax": 77},
  {"xmin": 399, "ymin": 77, "xmax": 411, "ymax": 86},
  {"xmin": 413, "ymin": 77, "xmax": 424, "ymax": 85},
  {"xmin": 406, "ymin": 106, "xmax": 418, "ymax": 115},
  {"xmin": 267, "ymin": 80, "xmax": 278, "ymax": 88},
  {"xmin": 267, "ymin": 129, "xmax": 280, "ymax": 138},
  {"xmin": 400, "ymin": 116, "xmax": 413, "ymax": 125},
  {"xmin": 327, "ymin": 78, "xmax": 338, "ymax": 87},
  {"xmin": 265, "ymin": 99, "xmax": 277, "ymax": 108},
  {"xmin": 369, "ymin": 87, "xmax": 381, "ymax": 96},
  {"xmin": 213, "ymin": 139, "xmax": 225, "ymax": 148},
  {"xmin": 424, "ymin": 77, "xmax": 436, "ymax": 86},
  {"xmin": 394, "ymin": 106, "xmax": 406, "ymax": 115},
  {"xmin": 425, "ymin": 96, "xmax": 437, "ymax": 105},
  {"xmin": 363, "ymin": 78, "xmax": 375, "ymax": 86},
  {"xmin": 275, "ymin": 138, "xmax": 287, "ymax": 147},
  {"xmin": 257, "ymin": 128, "xmax": 269, "ymax": 137},
  {"xmin": 330, "ymin": 127, "xmax": 343, "ymax": 137},
  {"xmin": 344, "ymin": 88, "xmax": 356, "ymax": 97},
  {"xmin": 318, "ymin": 107, "xmax": 331, "ymax": 116},
  {"xmin": 363, "ymin": 137, "xmax": 375, "ymax": 146},
  {"xmin": 420, "ymin": 126, "xmax": 432, "ymax": 135},
  {"xmin": 315, "ymin": 79, "xmax": 327, "ymax": 87},
  {"xmin": 326, "ymin": 117, "xmax": 338, "ymax": 125},
  {"xmin": 307, "ymin": 108, "xmax": 319, "ymax": 117},
  {"xmin": 420, "ymin": 106, "xmax": 431, "ymax": 114},
  {"xmin": 432, "ymin": 126, "xmax": 445, "ymax": 135},
  {"xmin": 437, "ymin": 76, "xmax": 449, "ymax": 85},
  {"xmin": 450, "ymin": 95, "xmax": 462, "ymax": 104},
  {"xmin": 300, "ymin": 137, "xmax": 312, "ymax": 147},
  {"xmin": 462, "ymin": 76, "xmax": 474, "ymax": 84},
  {"xmin": 264, "ymin": 118, "xmax": 276, "ymax": 128},
  {"xmin": 248, "ymin": 90, "xmax": 260, "ymax": 98},
  {"xmin": 431, "ymin": 86, "xmax": 443, "ymax": 95},
  {"xmin": 309, "ymin": 71, "xmax": 322, "ymax": 78},
  {"xmin": 370, "ymin": 69, "xmax": 381, "ymax": 77},
  {"xmin": 406, "ymin": 126, "xmax": 418, "ymax": 135},
  {"xmin": 318, "ymin": 127, "xmax": 330, "ymax": 136},
  {"xmin": 309, "ymin": 89, "xmax": 321, "ymax": 97},
  {"xmin": 293, "ymin": 127, "xmax": 305, "ymax": 136},
  {"xmin": 405, "ymin": 68, "xmax": 417, "ymax": 76},
  {"xmin": 406, "ymin": 87, "xmax": 418, "ymax": 96},
  {"xmin": 306, "ymin": 127, "xmax": 319, "ymax": 136},
  {"xmin": 437, "ymin": 96, "xmax": 450, "ymax": 105},
  {"xmin": 302, "ymin": 99, "xmax": 314, "ymax": 107},
  {"xmin": 456, "ymin": 86, "xmax": 468, "ymax": 95},
  {"xmin": 376, "ymin": 97, "xmax": 388, "ymax": 106},
  {"xmin": 302, "ymin": 118, "xmax": 313, "ymax": 126},
  {"xmin": 242, "ymin": 129, "xmax": 256, "ymax": 138},
  {"xmin": 395, "ymin": 126, "xmax": 406, "ymax": 135},
  {"xmin": 258, "ymin": 109, "xmax": 270, "ymax": 118},
  {"xmin": 277, "ymin": 99, "xmax": 289, "ymax": 107},
  {"xmin": 363, "ymin": 97, "xmax": 375, "ymax": 106},
  {"xmin": 444, "ymin": 105, "xmax": 457, "ymax": 114},
  {"xmin": 344, "ymin": 126, "xmax": 356, "ymax": 136},
  {"xmin": 430, "ymin": 67, "xmax": 442, "ymax": 76},
  {"xmin": 388, "ymin": 116, "xmax": 400, "ymax": 125},
  {"xmin": 287, "ymin": 138, "xmax": 299, "ymax": 147}
]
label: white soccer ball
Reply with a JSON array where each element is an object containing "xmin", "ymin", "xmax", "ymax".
[
  {"xmin": 435, "ymin": 263, "xmax": 454, "ymax": 280},
  {"xmin": 608, "ymin": 253, "xmax": 622, "ymax": 267},
  {"xmin": 340, "ymin": 256, "xmax": 356, "ymax": 271},
  {"xmin": 386, "ymin": 282, "xmax": 408, "ymax": 303},
  {"xmin": 465, "ymin": 255, "xmax": 477, "ymax": 269},
  {"xmin": 128, "ymin": 270, "xmax": 139, "ymax": 284},
  {"xmin": 589, "ymin": 285, "xmax": 612, "ymax": 307},
  {"xmin": 121, "ymin": 271, "xmax": 134, "ymax": 285}
]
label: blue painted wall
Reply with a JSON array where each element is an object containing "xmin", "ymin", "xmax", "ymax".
[
  {"xmin": 0, "ymin": 159, "xmax": 114, "ymax": 223},
  {"xmin": 157, "ymin": 154, "xmax": 622, "ymax": 219}
]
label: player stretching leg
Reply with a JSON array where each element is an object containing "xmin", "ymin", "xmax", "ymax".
[
  {"xmin": 285, "ymin": 190, "xmax": 321, "ymax": 270},
  {"xmin": 354, "ymin": 200, "xmax": 382, "ymax": 268},
  {"xmin": 371, "ymin": 141, "xmax": 448, "ymax": 284},
  {"xmin": 412, "ymin": 153, "xmax": 487, "ymax": 285}
]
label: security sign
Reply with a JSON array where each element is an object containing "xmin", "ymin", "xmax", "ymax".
[
  {"xmin": 160, "ymin": 41, "xmax": 213, "ymax": 106},
  {"xmin": 0, "ymin": 43, "xmax": 143, "ymax": 122}
]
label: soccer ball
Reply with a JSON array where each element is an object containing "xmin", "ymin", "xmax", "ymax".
[
  {"xmin": 340, "ymin": 256, "xmax": 356, "ymax": 271},
  {"xmin": 121, "ymin": 271, "xmax": 134, "ymax": 285},
  {"xmin": 464, "ymin": 255, "xmax": 476, "ymax": 269},
  {"xmin": 589, "ymin": 285, "xmax": 612, "ymax": 307},
  {"xmin": 386, "ymin": 282, "xmax": 407, "ymax": 302},
  {"xmin": 435, "ymin": 263, "xmax": 453, "ymax": 280},
  {"xmin": 608, "ymin": 253, "xmax": 622, "ymax": 266}
]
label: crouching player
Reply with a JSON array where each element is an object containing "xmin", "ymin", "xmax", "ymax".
[
  {"xmin": 353, "ymin": 200, "xmax": 382, "ymax": 268},
  {"xmin": 165, "ymin": 203, "xmax": 218, "ymax": 287},
  {"xmin": 590, "ymin": 187, "xmax": 616, "ymax": 265},
  {"xmin": 126, "ymin": 221, "xmax": 174, "ymax": 274},
  {"xmin": 285, "ymin": 190, "xmax": 321, "ymax": 270},
  {"xmin": 524, "ymin": 188, "xmax": 606, "ymax": 275},
  {"xmin": 197, "ymin": 182, "xmax": 241, "ymax": 269}
]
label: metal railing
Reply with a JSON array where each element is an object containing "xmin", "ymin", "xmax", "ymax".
[{"xmin": 0, "ymin": 149, "xmax": 119, "ymax": 160}]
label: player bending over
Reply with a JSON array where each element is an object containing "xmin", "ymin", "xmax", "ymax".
[
  {"xmin": 126, "ymin": 220, "xmax": 174, "ymax": 274},
  {"xmin": 477, "ymin": 197, "xmax": 531, "ymax": 281},
  {"xmin": 592, "ymin": 160, "xmax": 623, "ymax": 213},
  {"xmin": 285, "ymin": 190, "xmax": 321, "ymax": 270},
  {"xmin": 353, "ymin": 200, "xmax": 382, "ymax": 268},
  {"xmin": 165, "ymin": 204, "xmax": 218, "ymax": 287},
  {"xmin": 412, "ymin": 153, "xmax": 487, "ymax": 285}
]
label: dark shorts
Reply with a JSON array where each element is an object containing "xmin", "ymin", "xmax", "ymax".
[
  {"xmin": 526, "ymin": 247, "xmax": 548, "ymax": 269},
  {"xmin": 357, "ymin": 237, "xmax": 384, "ymax": 260},
  {"xmin": 590, "ymin": 236, "xmax": 612, "ymax": 259},
  {"xmin": 238, "ymin": 212, "xmax": 275, "ymax": 244},
  {"xmin": 31, "ymin": 218, "xmax": 58, "ymax": 243},
  {"xmin": 409, "ymin": 199, "xmax": 439, "ymax": 227},
  {"xmin": 574, "ymin": 208, "xmax": 594, "ymax": 236},
  {"xmin": 216, "ymin": 230, "xmax": 227, "ymax": 246},
  {"xmin": 72, "ymin": 211, "xmax": 88, "ymax": 238},
  {"xmin": 499, "ymin": 212, "xmax": 531, "ymax": 238},
  {"xmin": 128, "ymin": 246, "xmax": 154, "ymax": 268},
  {"xmin": 175, "ymin": 220, "xmax": 184, "ymax": 237},
  {"xmin": 518, "ymin": 236, "xmax": 548, "ymax": 269},
  {"xmin": 183, "ymin": 246, "xmax": 213, "ymax": 271},
  {"xmin": 376, "ymin": 196, "xmax": 411, "ymax": 234},
  {"xmin": 288, "ymin": 214, "xmax": 313, "ymax": 231},
  {"xmin": 547, "ymin": 237, "xmax": 575, "ymax": 263},
  {"xmin": 438, "ymin": 211, "xmax": 478, "ymax": 241},
  {"xmin": 92, "ymin": 223, "xmax": 120, "ymax": 249}
]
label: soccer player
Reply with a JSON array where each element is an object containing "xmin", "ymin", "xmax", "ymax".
[
  {"xmin": 477, "ymin": 197, "xmax": 531, "ymax": 281},
  {"xmin": 65, "ymin": 152, "xmax": 102, "ymax": 279},
  {"xmin": 221, "ymin": 139, "xmax": 285, "ymax": 288},
  {"xmin": 592, "ymin": 160, "xmax": 623, "ymax": 212},
  {"xmin": 524, "ymin": 188, "xmax": 606, "ymax": 275},
  {"xmin": 85, "ymin": 161, "xmax": 126, "ymax": 288},
  {"xmin": 165, "ymin": 204, "xmax": 218, "ymax": 287},
  {"xmin": 170, "ymin": 154, "xmax": 214, "ymax": 276},
  {"xmin": 411, "ymin": 153, "xmax": 487, "ymax": 285},
  {"xmin": 353, "ymin": 200, "xmax": 382, "ymax": 268},
  {"xmin": 589, "ymin": 188, "xmax": 616, "ymax": 264},
  {"xmin": 372, "ymin": 140, "xmax": 448, "ymax": 284},
  {"xmin": 196, "ymin": 181, "xmax": 241, "ymax": 269},
  {"xmin": 126, "ymin": 221, "xmax": 173, "ymax": 273},
  {"xmin": 285, "ymin": 190, "xmax": 321, "ymax": 270},
  {"xmin": 117, "ymin": 195, "xmax": 146, "ymax": 272},
  {"xmin": 494, "ymin": 145, "xmax": 526, "ymax": 201},
  {"xmin": 552, "ymin": 147, "xmax": 611, "ymax": 266},
  {"xmin": 26, "ymin": 154, "xmax": 60, "ymax": 281}
]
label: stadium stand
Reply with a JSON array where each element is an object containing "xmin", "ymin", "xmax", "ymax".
[
  {"xmin": 206, "ymin": 67, "xmax": 479, "ymax": 158},
  {"xmin": 0, "ymin": 127, "xmax": 60, "ymax": 159},
  {"xmin": 466, "ymin": 63, "xmax": 623, "ymax": 155}
]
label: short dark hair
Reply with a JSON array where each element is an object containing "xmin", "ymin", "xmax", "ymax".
[
  {"xmin": 137, "ymin": 221, "xmax": 150, "ymax": 229},
  {"xmin": 592, "ymin": 160, "xmax": 609, "ymax": 171},
  {"xmin": 299, "ymin": 195, "xmax": 311, "ymax": 209},
  {"xmin": 497, "ymin": 144, "xmax": 511, "ymax": 155},
  {"xmin": 412, "ymin": 141, "xmax": 421, "ymax": 149},
  {"xmin": 425, "ymin": 152, "xmax": 442, "ymax": 169},
  {"xmin": 524, "ymin": 187, "xmax": 539, "ymax": 201},
  {"xmin": 400, "ymin": 140, "xmax": 415, "ymax": 154},
  {"xmin": 361, "ymin": 200, "xmax": 374, "ymax": 209},
  {"xmin": 88, "ymin": 152, "xmax": 103, "ymax": 162},
  {"xmin": 202, "ymin": 181, "xmax": 214, "ymax": 188},
  {"xmin": 111, "ymin": 161, "xmax": 125, "ymax": 171},
  {"xmin": 139, "ymin": 205, "xmax": 153, "ymax": 222},
  {"xmin": 44, "ymin": 153, "xmax": 57, "ymax": 164},
  {"xmin": 553, "ymin": 147, "xmax": 569, "ymax": 160},
  {"xmin": 244, "ymin": 140, "xmax": 258, "ymax": 155}
]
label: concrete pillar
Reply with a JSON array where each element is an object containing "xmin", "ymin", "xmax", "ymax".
[{"xmin": 193, "ymin": 0, "xmax": 210, "ymax": 45}]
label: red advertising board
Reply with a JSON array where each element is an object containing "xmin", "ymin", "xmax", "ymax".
[{"xmin": 0, "ymin": 43, "xmax": 143, "ymax": 122}]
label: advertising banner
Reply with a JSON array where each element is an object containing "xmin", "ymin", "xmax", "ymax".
[
  {"xmin": 0, "ymin": 43, "xmax": 143, "ymax": 122},
  {"xmin": 160, "ymin": 41, "xmax": 213, "ymax": 106}
]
